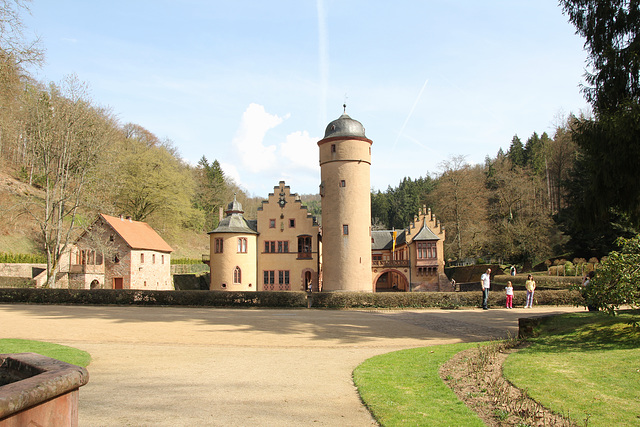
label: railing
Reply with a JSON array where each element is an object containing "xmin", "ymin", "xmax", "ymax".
[{"xmin": 372, "ymin": 260, "xmax": 410, "ymax": 268}]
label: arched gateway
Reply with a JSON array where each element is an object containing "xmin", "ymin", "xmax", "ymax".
[{"xmin": 373, "ymin": 268, "xmax": 409, "ymax": 292}]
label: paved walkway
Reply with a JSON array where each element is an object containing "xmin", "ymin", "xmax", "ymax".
[{"xmin": 0, "ymin": 304, "xmax": 583, "ymax": 426}]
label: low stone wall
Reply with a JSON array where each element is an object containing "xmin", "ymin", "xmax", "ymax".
[{"xmin": 0, "ymin": 264, "xmax": 46, "ymax": 279}]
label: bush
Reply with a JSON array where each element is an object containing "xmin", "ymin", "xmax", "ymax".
[
  {"xmin": 0, "ymin": 252, "xmax": 46, "ymax": 264},
  {"xmin": 0, "ymin": 288, "xmax": 583, "ymax": 309},
  {"xmin": 583, "ymin": 235, "xmax": 640, "ymax": 314}
]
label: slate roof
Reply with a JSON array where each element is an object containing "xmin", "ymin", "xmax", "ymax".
[
  {"xmin": 322, "ymin": 113, "xmax": 368, "ymax": 139},
  {"xmin": 100, "ymin": 214, "xmax": 173, "ymax": 253},
  {"xmin": 371, "ymin": 230, "xmax": 407, "ymax": 250},
  {"xmin": 412, "ymin": 221, "xmax": 441, "ymax": 241}
]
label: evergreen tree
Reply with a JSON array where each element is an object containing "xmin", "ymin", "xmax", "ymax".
[
  {"xmin": 507, "ymin": 135, "xmax": 525, "ymax": 167},
  {"xmin": 557, "ymin": 1, "xmax": 640, "ymax": 254}
]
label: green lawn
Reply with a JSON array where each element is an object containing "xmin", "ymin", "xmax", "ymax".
[
  {"xmin": 0, "ymin": 338, "xmax": 91, "ymax": 367},
  {"xmin": 503, "ymin": 310, "xmax": 640, "ymax": 427},
  {"xmin": 355, "ymin": 310, "xmax": 640, "ymax": 426},
  {"xmin": 353, "ymin": 343, "xmax": 485, "ymax": 426}
]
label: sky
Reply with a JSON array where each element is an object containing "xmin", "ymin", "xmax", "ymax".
[{"xmin": 22, "ymin": 0, "xmax": 591, "ymax": 196}]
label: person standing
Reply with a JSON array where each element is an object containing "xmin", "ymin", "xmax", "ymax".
[
  {"xmin": 525, "ymin": 274, "xmax": 536, "ymax": 308},
  {"xmin": 505, "ymin": 281, "xmax": 514, "ymax": 309},
  {"xmin": 481, "ymin": 268, "xmax": 491, "ymax": 310}
]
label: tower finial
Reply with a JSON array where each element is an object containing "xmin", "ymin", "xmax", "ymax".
[{"xmin": 343, "ymin": 103, "xmax": 346, "ymax": 114}]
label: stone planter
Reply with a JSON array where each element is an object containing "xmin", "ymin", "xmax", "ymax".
[{"xmin": 0, "ymin": 353, "xmax": 89, "ymax": 426}]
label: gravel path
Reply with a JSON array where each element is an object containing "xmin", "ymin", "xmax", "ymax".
[{"xmin": 0, "ymin": 304, "xmax": 582, "ymax": 426}]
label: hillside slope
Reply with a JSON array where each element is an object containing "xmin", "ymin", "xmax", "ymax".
[{"xmin": 0, "ymin": 169, "xmax": 208, "ymax": 259}]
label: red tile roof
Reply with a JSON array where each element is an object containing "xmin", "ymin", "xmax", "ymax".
[{"xmin": 100, "ymin": 214, "xmax": 173, "ymax": 253}]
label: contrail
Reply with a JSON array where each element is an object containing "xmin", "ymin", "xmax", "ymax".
[
  {"xmin": 393, "ymin": 78, "xmax": 428, "ymax": 147},
  {"xmin": 317, "ymin": 0, "xmax": 328, "ymax": 126}
]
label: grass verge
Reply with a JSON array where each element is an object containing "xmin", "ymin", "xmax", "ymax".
[
  {"xmin": 0, "ymin": 338, "xmax": 91, "ymax": 367},
  {"xmin": 503, "ymin": 309, "xmax": 640, "ymax": 426},
  {"xmin": 353, "ymin": 342, "xmax": 485, "ymax": 426}
]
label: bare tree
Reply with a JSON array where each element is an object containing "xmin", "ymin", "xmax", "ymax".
[
  {"xmin": 0, "ymin": 0, "xmax": 43, "ymax": 165},
  {"xmin": 432, "ymin": 155, "xmax": 489, "ymax": 261},
  {"xmin": 21, "ymin": 76, "xmax": 118, "ymax": 287}
]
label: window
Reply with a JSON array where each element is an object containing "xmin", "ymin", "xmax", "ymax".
[
  {"xmin": 113, "ymin": 253, "xmax": 120, "ymax": 263},
  {"xmin": 265, "ymin": 241, "xmax": 288, "ymax": 253},
  {"xmin": 278, "ymin": 270, "xmax": 290, "ymax": 290},
  {"xmin": 152, "ymin": 254, "xmax": 156, "ymax": 264},
  {"xmin": 279, "ymin": 270, "xmax": 290, "ymax": 290},
  {"xmin": 417, "ymin": 241, "xmax": 437, "ymax": 259},
  {"xmin": 331, "ymin": 144, "xmax": 336, "ymax": 153},
  {"xmin": 339, "ymin": 180, "xmax": 346, "ymax": 187},
  {"xmin": 161, "ymin": 255, "xmax": 164, "ymax": 264},
  {"xmin": 263, "ymin": 270, "xmax": 275, "ymax": 290},
  {"xmin": 233, "ymin": 266, "xmax": 241, "ymax": 284},
  {"xmin": 237, "ymin": 237, "xmax": 247, "ymax": 253},
  {"xmin": 297, "ymin": 236, "xmax": 312, "ymax": 259},
  {"xmin": 269, "ymin": 219, "xmax": 276, "ymax": 228},
  {"xmin": 215, "ymin": 238, "xmax": 224, "ymax": 253},
  {"xmin": 289, "ymin": 219, "xmax": 295, "ymax": 228},
  {"xmin": 343, "ymin": 224, "xmax": 349, "ymax": 235},
  {"xmin": 140, "ymin": 253, "xmax": 144, "ymax": 263}
]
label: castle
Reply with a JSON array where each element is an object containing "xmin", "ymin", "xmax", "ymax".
[{"xmin": 207, "ymin": 111, "xmax": 448, "ymax": 292}]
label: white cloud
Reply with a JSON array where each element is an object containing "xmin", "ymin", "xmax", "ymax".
[
  {"xmin": 232, "ymin": 103, "xmax": 285, "ymax": 173},
  {"xmin": 279, "ymin": 130, "xmax": 320, "ymax": 171}
]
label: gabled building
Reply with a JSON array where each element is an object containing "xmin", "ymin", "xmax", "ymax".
[
  {"xmin": 59, "ymin": 214, "xmax": 173, "ymax": 290},
  {"xmin": 372, "ymin": 206, "xmax": 447, "ymax": 292},
  {"xmin": 208, "ymin": 183, "xmax": 319, "ymax": 291}
]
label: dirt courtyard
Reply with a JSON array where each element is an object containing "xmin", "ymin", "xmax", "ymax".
[{"xmin": 0, "ymin": 304, "xmax": 583, "ymax": 426}]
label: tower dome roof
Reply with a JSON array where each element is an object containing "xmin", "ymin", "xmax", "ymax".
[
  {"xmin": 226, "ymin": 194, "xmax": 243, "ymax": 214},
  {"xmin": 323, "ymin": 113, "xmax": 367, "ymax": 139}
]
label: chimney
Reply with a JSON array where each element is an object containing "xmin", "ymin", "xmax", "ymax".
[{"xmin": 219, "ymin": 206, "xmax": 224, "ymax": 222}]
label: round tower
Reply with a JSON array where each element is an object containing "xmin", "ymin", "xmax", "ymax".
[
  {"xmin": 318, "ymin": 109, "xmax": 373, "ymax": 292},
  {"xmin": 208, "ymin": 196, "xmax": 258, "ymax": 291}
]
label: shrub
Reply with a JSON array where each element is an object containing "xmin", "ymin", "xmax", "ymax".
[
  {"xmin": 583, "ymin": 235, "xmax": 640, "ymax": 314},
  {"xmin": 0, "ymin": 289, "xmax": 583, "ymax": 309},
  {"xmin": 0, "ymin": 252, "xmax": 46, "ymax": 264}
]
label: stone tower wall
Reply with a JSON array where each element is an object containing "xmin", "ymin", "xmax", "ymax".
[{"xmin": 319, "ymin": 136, "xmax": 373, "ymax": 292}]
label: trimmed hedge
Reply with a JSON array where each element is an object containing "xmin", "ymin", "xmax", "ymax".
[{"xmin": 0, "ymin": 288, "xmax": 583, "ymax": 309}]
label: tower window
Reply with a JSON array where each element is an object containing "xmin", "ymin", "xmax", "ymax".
[
  {"xmin": 331, "ymin": 144, "xmax": 336, "ymax": 153},
  {"xmin": 343, "ymin": 224, "xmax": 349, "ymax": 235},
  {"xmin": 233, "ymin": 266, "xmax": 242, "ymax": 284},
  {"xmin": 215, "ymin": 238, "xmax": 224, "ymax": 253},
  {"xmin": 339, "ymin": 180, "xmax": 346, "ymax": 187},
  {"xmin": 269, "ymin": 219, "xmax": 276, "ymax": 228},
  {"xmin": 237, "ymin": 237, "xmax": 247, "ymax": 253}
]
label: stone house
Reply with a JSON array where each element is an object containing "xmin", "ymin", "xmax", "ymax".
[{"xmin": 59, "ymin": 214, "xmax": 173, "ymax": 290}]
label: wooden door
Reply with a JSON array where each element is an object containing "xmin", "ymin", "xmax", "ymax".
[{"xmin": 113, "ymin": 277, "xmax": 123, "ymax": 289}]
